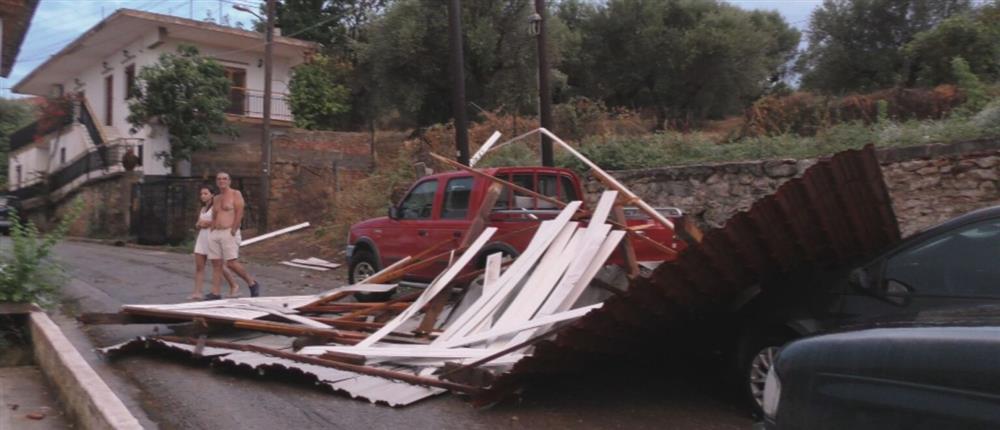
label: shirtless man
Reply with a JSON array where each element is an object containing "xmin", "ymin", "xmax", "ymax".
[{"xmin": 205, "ymin": 172, "xmax": 261, "ymax": 299}]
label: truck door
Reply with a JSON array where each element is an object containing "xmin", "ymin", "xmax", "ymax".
[
  {"xmin": 383, "ymin": 178, "xmax": 439, "ymax": 271},
  {"xmin": 426, "ymin": 176, "xmax": 476, "ymax": 275}
]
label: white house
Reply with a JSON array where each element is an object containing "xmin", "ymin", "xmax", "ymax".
[{"xmin": 8, "ymin": 8, "xmax": 317, "ymax": 198}]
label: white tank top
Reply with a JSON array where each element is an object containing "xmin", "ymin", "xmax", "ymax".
[{"xmin": 199, "ymin": 207, "xmax": 213, "ymax": 223}]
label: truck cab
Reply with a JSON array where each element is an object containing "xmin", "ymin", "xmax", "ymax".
[{"xmin": 346, "ymin": 166, "xmax": 682, "ymax": 285}]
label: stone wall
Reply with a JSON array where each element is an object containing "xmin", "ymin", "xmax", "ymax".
[
  {"xmin": 586, "ymin": 139, "xmax": 1000, "ymax": 237},
  {"xmin": 265, "ymin": 130, "xmax": 406, "ymax": 228}
]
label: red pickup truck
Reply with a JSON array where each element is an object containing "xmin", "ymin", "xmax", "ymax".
[{"xmin": 346, "ymin": 166, "xmax": 684, "ymax": 286}]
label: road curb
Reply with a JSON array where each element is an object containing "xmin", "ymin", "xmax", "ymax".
[{"xmin": 24, "ymin": 307, "xmax": 142, "ymax": 429}]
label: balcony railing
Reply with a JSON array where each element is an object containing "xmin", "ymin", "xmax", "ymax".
[
  {"xmin": 226, "ymin": 87, "xmax": 293, "ymax": 121},
  {"xmin": 11, "ymin": 139, "xmax": 143, "ymax": 202}
]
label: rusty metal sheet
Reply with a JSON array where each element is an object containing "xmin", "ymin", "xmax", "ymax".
[{"xmin": 473, "ymin": 145, "xmax": 901, "ymax": 405}]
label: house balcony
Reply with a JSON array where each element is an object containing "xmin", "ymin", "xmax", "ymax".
[{"xmin": 225, "ymin": 87, "xmax": 293, "ymax": 124}]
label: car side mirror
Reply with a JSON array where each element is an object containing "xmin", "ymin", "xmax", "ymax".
[
  {"xmin": 388, "ymin": 205, "xmax": 400, "ymax": 220},
  {"xmin": 848, "ymin": 267, "xmax": 872, "ymax": 291},
  {"xmin": 882, "ymin": 280, "xmax": 913, "ymax": 307}
]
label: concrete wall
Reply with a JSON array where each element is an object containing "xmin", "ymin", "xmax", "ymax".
[
  {"xmin": 24, "ymin": 172, "xmax": 141, "ymax": 238},
  {"xmin": 586, "ymin": 139, "xmax": 1000, "ymax": 237}
]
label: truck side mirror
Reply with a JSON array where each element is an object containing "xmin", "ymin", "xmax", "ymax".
[{"xmin": 388, "ymin": 205, "xmax": 400, "ymax": 220}]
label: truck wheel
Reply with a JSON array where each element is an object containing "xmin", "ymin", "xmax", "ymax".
[
  {"xmin": 349, "ymin": 250, "xmax": 393, "ymax": 302},
  {"xmin": 738, "ymin": 328, "xmax": 794, "ymax": 418}
]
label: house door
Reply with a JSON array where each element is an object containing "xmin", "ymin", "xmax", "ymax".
[
  {"xmin": 224, "ymin": 68, "xmax": 247, "ymax": 115},
  {"xmin": 104, "ymin": 75, "xmax": 113, "ymax": 126}
]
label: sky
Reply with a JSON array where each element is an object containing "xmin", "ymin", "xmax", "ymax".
[{"xmin": 0, "ymin": 0, "xmax": 825, "ymax": 98}]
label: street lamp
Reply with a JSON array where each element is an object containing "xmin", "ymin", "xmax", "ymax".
[
  {"xmin": 527, "ymin": 12, "xmax": 542, "ymax": 37},
  {"xmin": 232, "ymin": 4, "xmax": 262, "ymax": 21},
  {"xmin": 528, "ymin": 13, "xmax": 542, "ymax": 37}
]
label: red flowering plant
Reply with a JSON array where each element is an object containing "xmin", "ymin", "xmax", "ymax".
[{"xmin": 34, "ymin": 94, "xmax": 76, "ymax": 142}]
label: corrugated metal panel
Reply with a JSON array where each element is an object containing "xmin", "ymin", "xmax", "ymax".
[
  {"xmin": 472, "ymin": 145, "xmax": 901, "ymax": 404},
  {"xmin": 101, "ymin": 337, "xmax": 444, "ymax": 407}
]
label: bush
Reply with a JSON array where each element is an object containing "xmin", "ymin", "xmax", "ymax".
[
  {"xmin": 0, "ymin": 200, "xmax": 82, "ymax": 307},
  {"xmin": 742, "ymin": 86, "xmax": 964, "ymax": 137}
]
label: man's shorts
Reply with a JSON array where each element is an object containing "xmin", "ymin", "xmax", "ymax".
[{"xmin": 207, "ymin": 229, "xmax": 241, "ymax": 261}]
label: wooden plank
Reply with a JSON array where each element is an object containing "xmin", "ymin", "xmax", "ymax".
[
  {"xmin": 435, "ymin": 203, "xmax": 581, "ymax": 344},
  {"xmin": 443, "ymin": 303, "xmax": 602, "ymax": 348},
  {"xmin": 355, "ymin": 227, "xmax": 498, "ymax": 347},
  {"xmin": 539, "ymin": 128, "xmax": 675, "ymax": 230},
  {"xmin": 469, "ymin": 131, "xmax": 502, "ymax": 167},
  {"xmin": 612, "ymin": 205, "xmax": 641, "ymax": 278},
  {"xmin": 301, "ymin": 346, "xmax": 504, "ymax": 360},
  {"xmin": 460, "ymin": 181, "xmax": 504, "ymax": 248},
  {"xmin": 280, "ymin": 261, "xmax": 330, "ymax": 271},
  {"xmin": 487, "ymin": 222, "xmax": 580, "ymax": 334},
  {"xmin": 505, "ymin": 230, "xmax": 625, "ymax": 347},
  {"xmin": 241, "ymin": 222, "xmax": 311, "ymax": 246},
  {"xmin": 483, "ymin": 252, "xmax": 502, "ymax": 299},
  {"xmin": 291, "ymin": 257, "xmax": 341, "ymax": 269}
]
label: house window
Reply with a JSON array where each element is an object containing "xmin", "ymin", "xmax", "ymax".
[
  {"xmin": 60, "ymin": 148, "xmax": 66, "ymax": 165},
  {"xmin": 125, "ymin": 64, "xmax": 136, "ymax": 99},
  {"xmin": 223, "ymin": 67, "xmax": 247, "ymax": 115},
  {"xmin": 104, "ymin": 74, "xmax": 113, "ymax": 126},
  {"xmin": 16, "ymin": 165, "xmax": 22, "ymax": 187}
]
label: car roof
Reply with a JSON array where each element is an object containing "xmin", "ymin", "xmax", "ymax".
[{"xmin": 889, "ymin": 204, "xmax": 1000, "ymax": 252}]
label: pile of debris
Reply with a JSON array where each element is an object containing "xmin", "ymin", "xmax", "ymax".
[{"xmin": 86, "ymin": 130, "xmax": 902, "ymax": 408}]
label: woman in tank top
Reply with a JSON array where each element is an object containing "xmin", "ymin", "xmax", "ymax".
[{"xmin": 190, "ymin": 185, "xmax": 240, "ymax": 300}]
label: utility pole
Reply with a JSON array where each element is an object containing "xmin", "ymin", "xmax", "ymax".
[
  {"xmin": 260, "ymin": 0, "xmax": 275, "ymax": 232},
  {"xmin": 448, "ymin": 0, "xmax": 470, "ymax": 165},
  {"xmin": 534, "ymin": 0, "xmax": 554, "ymax": 166}
]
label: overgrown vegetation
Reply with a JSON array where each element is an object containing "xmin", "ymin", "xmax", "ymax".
[
  {"xmin": 288, "ymin": 54, "xmax": 352, "ymax": 130},
  {"xmin": 0, "ymin": 200, "xmax": 83, "ymax": 307},
  {"xmin": 127, "ymin": 45, "xmax": 235, "ymax": 169}
]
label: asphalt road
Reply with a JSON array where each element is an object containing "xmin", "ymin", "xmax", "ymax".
[{"xmin": 47, "ymin": 240, "xmax": 752, "ymax": 430}]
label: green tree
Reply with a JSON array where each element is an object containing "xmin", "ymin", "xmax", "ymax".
[
  {"xmin": 127, "ymin": 45, "xmax": 234, "ymax": 168},
  {"xmin": 288, "ymin": 54, "xmax": 352, "ymax": 129},
  {"xmin": 363, "ymin": 0, "xmax": 545, "ymax": 127},
  {"xmin": 0, "ymin": 99, "xmax": 34, "ymax": 185},
  {"xmin": 268, "ymin": 0, "xmax": 389, "ymax": 130},
  {"xmin": 952, "ymin": 57, "xmax": 989, "ymax": 112},
  {"xmin": 797, "ymin": 0, "xmax": 971, "ymax": 93},
  {"xmin": 904, "ymin": 10, "xmax": 1000, "ymax": 86},
  {"xmin": 565, "ymin": 0, "xmax": 799, "ymax": 126}
]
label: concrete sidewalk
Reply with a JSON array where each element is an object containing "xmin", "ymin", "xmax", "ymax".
[{"xmin": 0, "ymin": 366, "xmax": 71, "ymax": 429}]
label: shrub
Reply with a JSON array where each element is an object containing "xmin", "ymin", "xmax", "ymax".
[{"xmin": 0, "ymin": 200, "xmax": 82, "ymax": 307}]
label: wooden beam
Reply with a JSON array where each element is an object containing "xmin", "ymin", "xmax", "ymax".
[{"xmin": 612, "ymin": 205, "xmax": 641, "ymax": 278}]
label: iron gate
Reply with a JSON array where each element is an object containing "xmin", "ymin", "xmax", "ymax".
[{"xmin": 131, "ymin": 177, "xmax": 260, "ymax": 245}]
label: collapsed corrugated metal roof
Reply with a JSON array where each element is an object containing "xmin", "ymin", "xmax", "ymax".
[{"xmin": 469, "ymin": 144, "xmax": 901, "ymax": 404}]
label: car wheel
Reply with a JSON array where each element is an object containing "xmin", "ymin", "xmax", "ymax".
[
  {"xmin": 738, "ymin": 328, "xmax": 794, "ymax": 418},
  {"xmin": 349, "ymin": 249, "xmax": 393, "ymax": 302}
]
